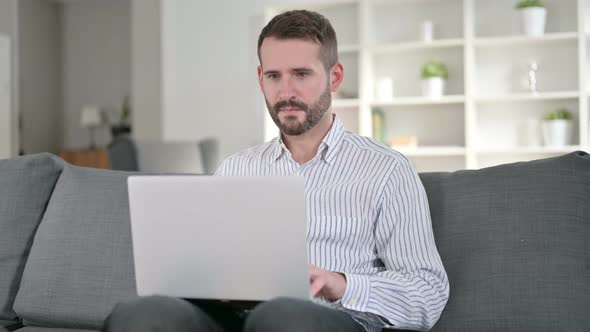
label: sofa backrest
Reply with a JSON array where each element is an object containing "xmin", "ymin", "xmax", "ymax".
[
  {"xmin": 0, "ymin": 153, "xmax": 64, "ymax": 321},
  {"xmin": 419, "ymin": 151, "xmax": 590, "ymax": 331},
  {"xmin": 6, "ymin": 151, "xmax": 589, "ymax": 331},
  {"xmin": 13, "ymin": 164, "xmax": 139, "ymax": 330}
]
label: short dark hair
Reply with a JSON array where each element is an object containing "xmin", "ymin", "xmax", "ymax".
[{"xmin": 257, "ymin": 10, "xmax": 338, "ymax": 71}]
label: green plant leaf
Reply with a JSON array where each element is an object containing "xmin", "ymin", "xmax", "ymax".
[
  {"xmin": 544, "ymin": 108, "xmax": 572, "ymax": 120},
  {"xmin": 421, "ymin": 61, "xmax": 448, "ymax": 79},
  {"xmin": 516, "ymin": 0, "xmax": 544, "ymax": 9}
]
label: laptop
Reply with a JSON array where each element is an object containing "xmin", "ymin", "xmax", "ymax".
[{"xmin": 127, "ymin": 175, "xmax": 310, "ymax": 304}]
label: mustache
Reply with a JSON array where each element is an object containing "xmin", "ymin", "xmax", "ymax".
[{"xmin": 273, "ymin": 99, "xmax": 308, "ymax": 113}]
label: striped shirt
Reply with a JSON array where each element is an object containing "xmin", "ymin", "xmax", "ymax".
[{"xmin": 215, "ymin": 115, "xmax": 449, "ymax": 331}]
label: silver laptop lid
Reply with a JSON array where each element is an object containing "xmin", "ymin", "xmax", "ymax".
[{"xmin": 128, "ymin": 175, "xmax": 309, "ymax": 302}]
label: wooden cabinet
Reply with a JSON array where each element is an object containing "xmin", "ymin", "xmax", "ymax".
[{"xmin": 58, "ymin": 148, "xmax": 111, "ymax": 169}]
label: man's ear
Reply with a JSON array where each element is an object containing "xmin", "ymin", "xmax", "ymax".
[
  {"xmin": 330, "ymin": 62, "xmax": 344, "ymax": 92},
  {"xmin": 257, "ymin": 65, "xmax": 264, "ymax": 92}
]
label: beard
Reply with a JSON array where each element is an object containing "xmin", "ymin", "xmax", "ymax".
[{"xmin": 265, "ymin": 85, "xmax": 332, "ymax": 136}]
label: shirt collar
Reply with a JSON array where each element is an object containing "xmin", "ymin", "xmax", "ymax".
[{"xmin": 272, "ymin": 114, "xmax": 346, "ymax": 165}]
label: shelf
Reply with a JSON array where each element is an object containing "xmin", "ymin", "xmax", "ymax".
[
  {"xmin": 372, "ymin": 95, "xmax": 465, "ymax": 107},
  {"xmin": 370, "ymin": 39, "xmax": 463, "ymax": 54},
  {"xmin": 332, "ymin": 98, "xmax": 359, "ymax": 108},
  {"xmin": 475, "ymin": 92, "xmax": 579, "ymax": 103},
  {"xmin": 475, "ymin": 146, "xmax": 585, "ymax": 155},
  {"xmin": 394, "ymin": 146, "xmax": 586, "ymax": 157},
  {"xmin": 474, "ymin": 32, "xmax": 578, "ymax": 47},
  {"xmin": 392, "ymin": 146, "xmax": 466, "ymax": 157}
]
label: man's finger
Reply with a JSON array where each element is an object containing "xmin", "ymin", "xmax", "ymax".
[
  {"xmin": 310, "ymin": 277, "xmax": 326, "ymax": 297},
  {"xmin": 309, "ymin": 264, "xmax": 320, "ymax": 274},
  {"xmin": 309, "ymin": 265, "xmax": 322, "ymax": 279}
]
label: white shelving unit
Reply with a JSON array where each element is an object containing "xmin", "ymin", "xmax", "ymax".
[
  {"xmin": 474, "ymin": 32, "xmax": 579, "ymax": 47},
  {"xmin": 371, "ymin": 95, "xmax": 465, "ymax": 107},
  {"xmin": 264, "ymin": 0, "xmax": 590, "ymax": 172}
]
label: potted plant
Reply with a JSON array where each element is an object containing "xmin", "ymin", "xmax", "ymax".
[
  {"xmin": 516, "ymin": 0, "xmax": 546, "ymax": 37},
  {"xmin": 421, "ymin": 61, "xmax": 448, "ymax": 99},
  {"xmin": 542, "ymin": 108, "xmax": 573, "ymax": 147}
]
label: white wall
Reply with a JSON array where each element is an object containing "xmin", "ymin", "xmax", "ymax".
[
  {"xmin": 0, "ymin": 35, "xmax": 11, "ymax": 159},
  {"xmin": 160, "ymin": 0, "xmax": 334, "ymax": 161},
  {"xmin": 61, "ymin": 0, "xmax": 131, "ymax": 149},
  {"xmin": 18, "ymin": 0, "xmax": 61, "ymax": 154},
  {"xmin": 0, "ymin": 0, "xmax": 18, "ymax": 157},
  {"xmin": 131, "ymin": 0, "xmax": 162, "ymax": 141}
]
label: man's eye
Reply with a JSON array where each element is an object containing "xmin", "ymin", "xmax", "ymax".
[
  {"xmin": 266, "ymin": 74, "xmax": 279, "ymax": 80},
  {"xmin": 295, "ymin": 72, "xmax": 308, "ymax": 78}
]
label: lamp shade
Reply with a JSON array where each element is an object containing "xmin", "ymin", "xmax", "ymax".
[{"xmin": 80, "ymin": 105, "xmax": 102, "ymax": 128}]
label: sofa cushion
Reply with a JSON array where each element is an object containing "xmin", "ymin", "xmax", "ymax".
[
  {"xmin": 13, "ymin": 165, "xmax": 139, "ymax": 330},
  {"xmin": 419, "ymin": 151, "xmax": 590, "ymax": 331},
  {"xmin": 0, "ymin": 153, "xmax": 64, "ymax": 320}
]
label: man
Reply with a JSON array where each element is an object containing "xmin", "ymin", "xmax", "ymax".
[{"xmin": 105, "ymin": 10, "xmax": 448, "ymax": 332}]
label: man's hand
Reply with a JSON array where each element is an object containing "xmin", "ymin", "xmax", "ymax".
[{"xmin": 309, "ymin": 264, "xmax": 347, "ymax": 302}]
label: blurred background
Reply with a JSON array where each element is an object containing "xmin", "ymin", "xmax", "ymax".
[{"xmin": 0, "ymin": 0, "xmax": 588, "ymax": 173}]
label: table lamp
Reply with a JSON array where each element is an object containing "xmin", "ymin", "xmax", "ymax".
[{"xmin": 80, "ymin": 105, "xmax": 103, "ymax": 149}]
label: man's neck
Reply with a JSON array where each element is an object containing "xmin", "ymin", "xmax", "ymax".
[{"xmin": 282, "ymin": 112, "xmax": 334, "ymax": 165}]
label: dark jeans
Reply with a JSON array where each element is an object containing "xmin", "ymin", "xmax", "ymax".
[{"xmin": 103, "ymin": 295, "xmax": 366, "ymax": 332}]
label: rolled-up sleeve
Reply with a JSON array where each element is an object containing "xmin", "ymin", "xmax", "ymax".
[{"xmin": 340, "ymin": 157, "xmax": 449, "ymax": 331}]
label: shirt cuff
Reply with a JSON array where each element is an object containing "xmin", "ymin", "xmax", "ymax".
[{"xmin": 341, "ymin": 273, "xmax": 371, "ymax": 312}]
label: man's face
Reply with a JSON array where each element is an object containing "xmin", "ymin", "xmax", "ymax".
[{"xmin": 258, "ymin": 37, "xmax": 340, "ymax": 136}]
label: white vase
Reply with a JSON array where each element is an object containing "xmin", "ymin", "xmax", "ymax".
[
  {"xmin": 542, "ymin": 120, "xmax": 573, "ymax": 147},
  {"xmin": 422, "ymin": 77, "xmax": 445, "ymax": 99},
  {"xmin": 520, "ymin": 7, "xmax": 546, "ymax": 37},
  {"xmin": 421, "ymin": 21, "xmax": 433, "ymax": 42}
]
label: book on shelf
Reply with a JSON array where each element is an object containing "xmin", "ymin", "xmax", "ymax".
[{"xmin": 372, "ymin": 109, "xmax": 385, "ymax": 144}]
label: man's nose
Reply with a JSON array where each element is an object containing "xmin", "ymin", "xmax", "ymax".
[{"xmin": 278, "ymin": 76, "xmax": 296, "ymax": 100}]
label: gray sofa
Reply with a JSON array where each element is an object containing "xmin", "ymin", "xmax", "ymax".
[{"xmin": 0, "ymin": 152, "xmax": 588, "ymax": 332}]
